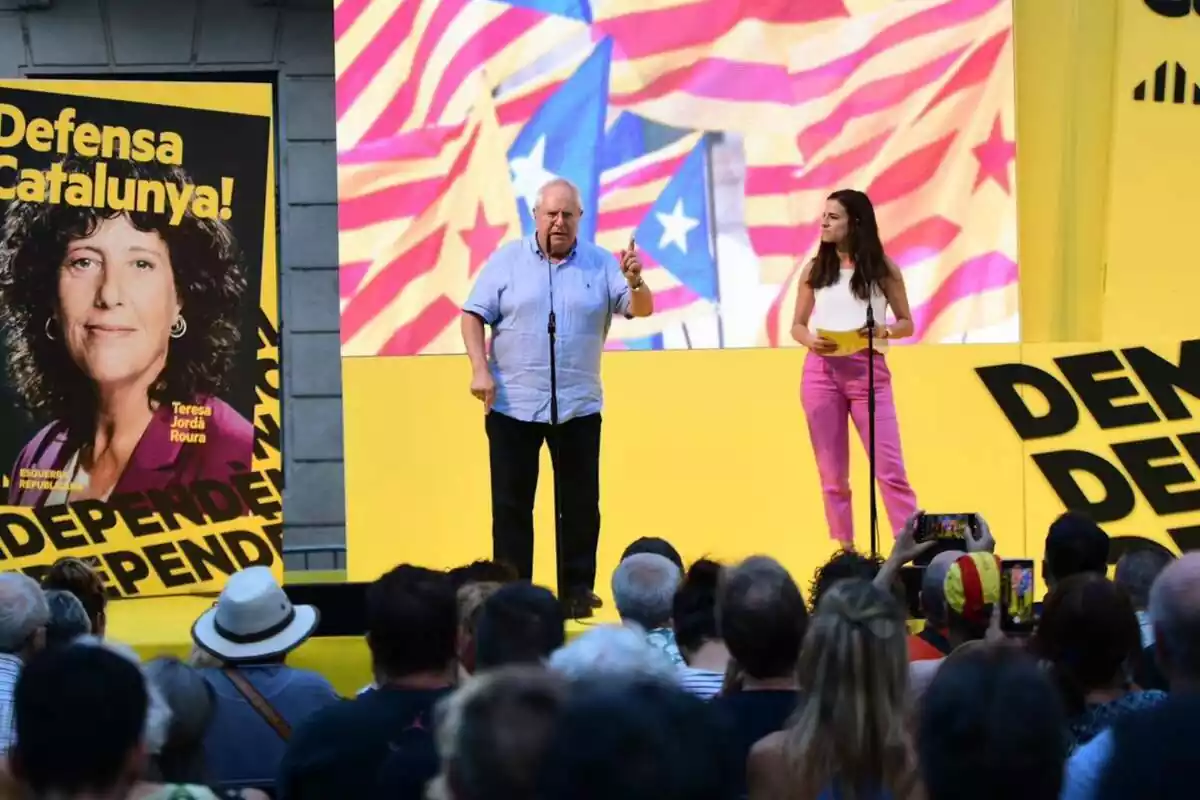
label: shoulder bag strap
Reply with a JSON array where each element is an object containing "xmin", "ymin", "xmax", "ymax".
[{"xmin": 223, "ymin": 668, "xmax": 292, "ymax": 741}]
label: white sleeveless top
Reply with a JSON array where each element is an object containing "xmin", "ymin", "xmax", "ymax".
[{"xmin": 809, "ymin": 268, "xmax": 890, "ymax": 353}]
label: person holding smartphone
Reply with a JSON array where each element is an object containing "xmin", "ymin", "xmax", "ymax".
[{"xmin": 790, "ymin": 189, "xmax": 918, "ymax": 550}]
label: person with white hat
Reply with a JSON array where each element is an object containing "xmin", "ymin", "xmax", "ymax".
[{"xmin": 190, "ymin": 566, "xmax": 339, "ymax": 792}]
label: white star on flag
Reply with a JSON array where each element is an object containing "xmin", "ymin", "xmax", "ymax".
[
  {"xmin": 655, "ymin": 199, "xmax": 699, "ymax": 253},
  {"xmin": 509, "ymin": 136, "xmax": 559, "ymax": 213}
]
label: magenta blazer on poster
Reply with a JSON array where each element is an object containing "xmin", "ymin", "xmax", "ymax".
[{"xmin": 6, "ymin": 396, "xmax": 254, "ymax": 508}]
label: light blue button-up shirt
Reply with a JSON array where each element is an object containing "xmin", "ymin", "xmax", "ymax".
[{"xmin": 463, "ymin": 236, "xmax": 632, "ymax": 423}]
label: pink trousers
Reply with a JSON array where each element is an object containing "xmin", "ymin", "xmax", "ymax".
[{"xmin": 801, "ymin": 350, "xmax": 918, "ymax": 545}]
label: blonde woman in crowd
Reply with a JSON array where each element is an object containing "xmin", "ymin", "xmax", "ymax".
[
  {"xmin": 455, "ymin": 581, "xmax": 503, "ymax": 682},
  {"xmin": 747, "ymin": 578, "xmax": 921, "ymax": 800}
]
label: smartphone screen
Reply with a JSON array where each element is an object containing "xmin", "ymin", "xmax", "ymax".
[
  {"xmin": 915, "ymin": 513, "xmax": 975, "ymax": 544},
  {"xmin": 1000, "ymin": 559, "xmax": 1036, "ymax": 634}
]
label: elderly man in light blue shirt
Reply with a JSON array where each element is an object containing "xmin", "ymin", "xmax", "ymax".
[{"xmin": 461, "ymin": 178, "xmax": 654, "ymax": 619}]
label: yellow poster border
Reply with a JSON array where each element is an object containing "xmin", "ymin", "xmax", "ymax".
[{"xmin": 0, "ymin": 78, "xmax": 282, "ymax": 598}]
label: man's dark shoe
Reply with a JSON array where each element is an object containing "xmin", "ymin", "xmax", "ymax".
[{"xmin": 560, "ymin": 590, "xmax": 603, "ymax": 619}]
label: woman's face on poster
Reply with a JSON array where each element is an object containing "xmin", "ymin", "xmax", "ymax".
[{"xmin": 55, "ymin": 214, "xmax": 181, "ymax": 390}]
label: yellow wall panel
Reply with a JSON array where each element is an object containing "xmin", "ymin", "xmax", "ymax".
[
  {"xmin": 344, "ymin": 346, "xmax": 1029, "ymax": 600},
  {"xmin": 1013, "ymin": 0, "xmax": 1115, "ymax": 342},
  {"xmin": 1101, "ymin": 5, "xmax": 1200, "ymax": 340}
]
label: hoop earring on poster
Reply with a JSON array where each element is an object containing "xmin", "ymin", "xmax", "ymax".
[
  {"xmin": 170, "ymin": 315, "xmax": 187, "ymax": 339},
  {"xmin": 44, "ymin": 318, "xmax": 56, "ymax": 340}
]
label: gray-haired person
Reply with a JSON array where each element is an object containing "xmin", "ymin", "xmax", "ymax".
[
  {"xmin": 1115, "ymin": 547, "xmax": 1175, "ymax": 648},
  {"xmin": 0, "ymin": 572, "xmax": 50, "ymax": 753},
  {"xmin": 612, "ymin": 552, "xmax": 683, "ymax": 666},
  {"xmin": 549, "ymin": 624, "xmax": 678, "ymax": 685},
  {"xmin": 43, "ymin": 589, "xmax": 91, "ymax": 648}
]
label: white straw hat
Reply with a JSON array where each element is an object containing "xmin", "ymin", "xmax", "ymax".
[{"xmin": 191, "ymin": 566, "xmax": 318, "ymax": 662}]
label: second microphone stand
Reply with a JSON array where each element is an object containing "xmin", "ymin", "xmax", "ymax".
[
  {"xmin": 546, "ymin": 252, "xmax": 567, "ymax": 608},
  {"xmin": 866, "ymin": 302, "xmax": 880, "ymax": 558}
]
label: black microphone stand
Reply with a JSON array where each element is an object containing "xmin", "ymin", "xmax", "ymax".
[
  {"xmin": 544, "ymin": 240, "xmax": 567, "ymax": 608},
  {"xmin": 866, "ymin": 301, "xmax": 880, "ymax": 558}
]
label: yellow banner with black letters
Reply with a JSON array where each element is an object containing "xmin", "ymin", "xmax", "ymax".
[{"xmin": 0, "ymin": 79, "xmax": 282, "ymax": 598}]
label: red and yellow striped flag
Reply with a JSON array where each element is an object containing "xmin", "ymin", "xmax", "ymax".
[
  {"xmin": 751, "ymin": 0, "xmax": 1017, "ymax": 346},
  {"xmin": 591, "ymin": 0, "xmax": 1005, "ymax": 136},
  {"xmin": 335, "ymin": 0, "xmax": 1020, "ymax": 352},
  {"xmin": 335, "ymin": 57, "xmax": 588, "ymax": 309},
  {"xmin": 335, "ymin": 0, "xmax": 588, "ymax": 149},
  {"xmin": 339, "ymin": 86, "xmax": 522, "ymax": 356},
  {"xmin": 594, "ymin": 0, "xmax": 847, "ymax": 131}
]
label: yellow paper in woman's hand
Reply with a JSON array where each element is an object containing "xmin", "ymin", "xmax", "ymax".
[{"xmin": 816, "ymin": 329, "xmax": 867, "ymax": 357}]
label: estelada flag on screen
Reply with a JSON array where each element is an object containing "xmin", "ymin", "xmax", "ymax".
[
  {"xmin": 338, "ymin": 83, "xmax": 523, "ymax": 357},
  {"xmin": 756, "ymin": 0, "xmax": 1019, "ymax": 347}
]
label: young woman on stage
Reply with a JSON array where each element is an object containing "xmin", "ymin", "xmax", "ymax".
[{"xmin": 790, "ymin": 189, "xmax": 918, "ymax": 551}]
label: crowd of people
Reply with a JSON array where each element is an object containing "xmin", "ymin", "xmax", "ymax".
[{"xmin": 0, "ymin": 511, "xmax": 1194, "ymax": 800}]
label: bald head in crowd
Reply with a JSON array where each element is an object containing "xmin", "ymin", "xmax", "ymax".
[{"xmin": 1148, "ymin": 553, "xmax": 1200, "ymax": 692}]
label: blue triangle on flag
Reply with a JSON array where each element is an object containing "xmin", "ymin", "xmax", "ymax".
[
  {"xmin": 634, "ymin": 138, "xmax": 719, "ymax": 301},
  {"xmin": 492, "ymin": 0, "xmax": 592, "ymax": 23},
  {"xmin": 600, "ymin": 112, "xmax": 646, "ymax": 171},
  {"xmin": 507, "ymin": 38, "xmax": 612, "ymax": 244},
  {"xmin": 622, "ymin": 333, "xmax": 665, "ymax": 351}
]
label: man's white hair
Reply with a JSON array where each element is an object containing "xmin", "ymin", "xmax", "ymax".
[
  {"xmin": 72, "ymin": 635, "xmax": 173, "ymax": 755},
  {"xmin": 533, "ymin": 178, "xmax": 582, "ymax": 212},
  {"xmin": 0, "ymin": 572, "xmax": 49, "ymax": 653},
  {"xmin": 611, "ymin": 553, "xmax": 681, "ymax": 631},
  {"xmin": 548, "ymin": 624, "xmax": 676, "ymax": 684}
]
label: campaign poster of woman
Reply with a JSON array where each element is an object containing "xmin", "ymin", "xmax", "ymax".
[{"xmin": 0, "ymin": 85, "xmax": 270, "ymax": 513}]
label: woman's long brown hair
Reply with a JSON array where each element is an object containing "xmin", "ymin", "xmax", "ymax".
[
  {"xmin": 42, "ymin": 556, "xmax": 107, "ymax": 635},
  {"xmin": 806, "ymin": 189, "xmax": 889, "ymax": 301}
]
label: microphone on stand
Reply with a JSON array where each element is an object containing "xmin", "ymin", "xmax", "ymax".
[
  {"xmin": 543, "ymin": 235, "xmax": 566, "ymax": 606},
  {"xmin": 866, "ymin": 299, "xmax": 880, "ymax": 557}
]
